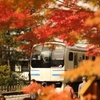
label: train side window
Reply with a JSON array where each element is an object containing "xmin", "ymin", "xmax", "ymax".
[
  {"xmin": 69, "ymin": 52, "xmax": 73, "ymax": 61},
  {"xmin": 74, "ymin": 53, "xmax": 78, "ymax": 67},
  {"xmin": 41, "ymin": 50, "xmax": 51, "ymax": 68}
]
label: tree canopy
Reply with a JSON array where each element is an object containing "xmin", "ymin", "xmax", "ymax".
[
  {"xmin": 1, "ymin": 0, "xmax": 100, "ymax": 99},
  {"xmin": 13, "ymin": 0, "xmax": 100, "ymax": 56},
  {"xmin": 1, "ymin": 0, "xmax": 100, "ymax": 81},
  {"xmin": 0, "ymin": 0, "xmax": 100, "ymax": 46}
]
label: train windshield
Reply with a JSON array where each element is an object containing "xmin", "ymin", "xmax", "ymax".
[{"xmin": 31, "ymin": 44, "xmax": 65, "ymax": 68}]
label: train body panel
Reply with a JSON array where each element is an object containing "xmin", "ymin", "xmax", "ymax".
[
  {"xmin": 31, "ymin": 68, "xmax": 51, "ymax": 81},
  {"xmin": 30, "ymin": 67, "xmax": 64, "ymax": 82}
]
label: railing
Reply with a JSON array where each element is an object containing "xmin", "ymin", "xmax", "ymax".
[{"xmin": 0, "ymin": 84, "xmax": 28, "ymax": 94}]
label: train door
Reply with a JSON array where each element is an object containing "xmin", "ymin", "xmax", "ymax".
[
  {"xmin": 50, "ymin": 45, "xmax": 65, "ymax": 81},
  {"xmin": 74, "ymin": 52, "xmax": 85, "ymax": 67},
  {"xmin": 31, "ymin": 44, "xmax": 53, "ymax": 81},
  {"xmin": 40, "ymin": 46, "xmax": 51, "ymax": 81}
]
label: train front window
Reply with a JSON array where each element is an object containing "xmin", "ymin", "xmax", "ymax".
[
  {"xmin": 51, "ymin": 46, "xmax": 65, "ymax": 67},
  {"xmin": 31, "ymin": 45, "xmax": 43, "ymax": 68},
  {"xmin": 41, "ymin": 46, "xmax": 51, "ymax": 68},
  {"xmin": 31, "ymin": 45, "xmax": 51, "ymax": 68},
  {"xmin": 31, "ymin": 44, "xmax": 65, "ymax": 68}
]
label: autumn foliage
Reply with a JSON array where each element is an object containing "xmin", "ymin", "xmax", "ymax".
[
  {"xmin": 0, "ymin": 0, "xmax": 54, "ymax": 31},
  {"xmin": 22, "ymin": 56, "xmax": 100, "ymax": 100},
  {"xmin": 22, "ymin": 82, "xmax": 79, "ymax": 100},
  {"xmin": 12, "ymin": 0, "xmax": 100, "ymax": 56},
  {"xmin": 1, "ymin": 0, "xmax": 100, "ymax": 56},
  {"xmin": 1, "ymin": 0, "xmax": 100, "ymax": 99}
]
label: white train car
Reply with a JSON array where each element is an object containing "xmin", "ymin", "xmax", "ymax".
[
  {"xmin": 30, "ymin": 42, "xmax": 96, "ymax": 91},
  {"xmin": 30, "ymin": 42, "xmax": 65, "ymax": 89}
]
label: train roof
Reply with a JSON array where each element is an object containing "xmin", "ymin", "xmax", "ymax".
[
  {"xmin": 32, "ymin": 41, "xmax": 88, "ymax": 52},
  {"xmin": 32, "ymin": 41, "xmax": 66, "ymax": 48},
  {"xmin": 45, "ymin": 41, "xmax": 66, "ymax": 46},
  {"xmin": 67, "ymin": 43, "xmax": 88, "ymax": 52}
]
